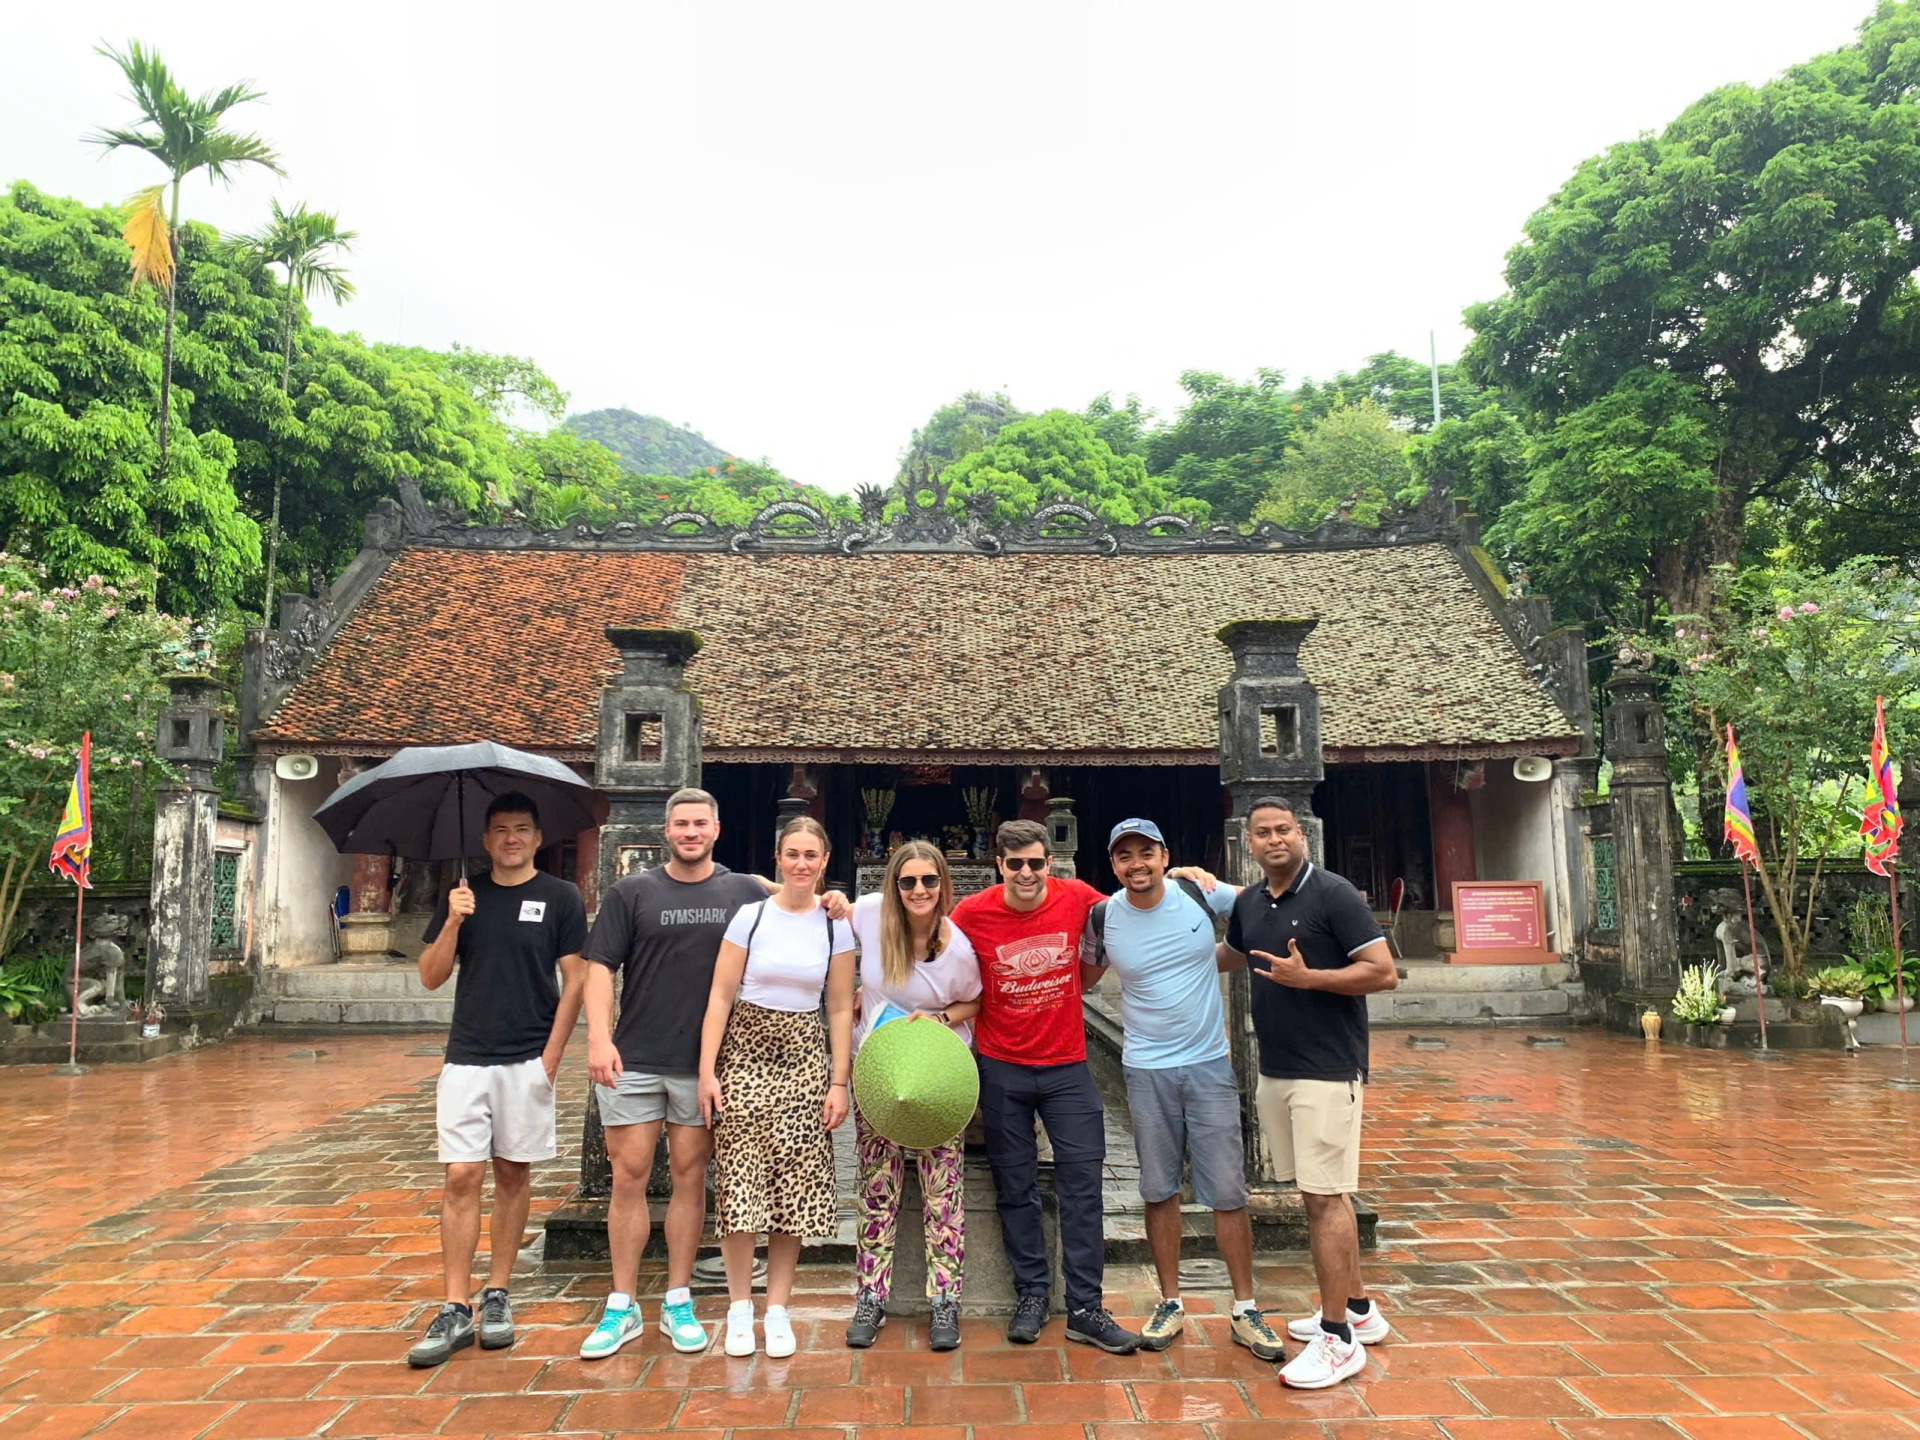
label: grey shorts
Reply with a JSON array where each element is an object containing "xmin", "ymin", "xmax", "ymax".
[
  {"xmin": 1123, "ymin": 1055, "xmax": 1249, "ymax": 1211},
  {"xmin": 595, "ymin": 1069, "xmax": 705, "ymax": 1129}
]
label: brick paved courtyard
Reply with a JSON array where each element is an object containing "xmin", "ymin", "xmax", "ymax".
[{"xmin": 1, "ymin": 1029, "xmax": 1917, "ymax": 1439}]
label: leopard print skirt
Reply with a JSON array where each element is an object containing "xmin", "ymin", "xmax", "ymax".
[{"xmin": 711, "ymin": 1000, "xmax": 838, "ymax": 1239}]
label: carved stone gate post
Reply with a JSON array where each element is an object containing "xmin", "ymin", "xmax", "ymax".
[
  {"xmin": 550, "ymin": 626, "xmax": 703, "ymax": 1256},
  {"xmin": 1597, "ymin": 650, "xmax": 1682, "ymax": 1030},
  {"xmin": 1216, "ymin": 619, "xmax": 1322, "ymax": 1184},
  {"xmin": 149, "ymin": 675, "xmax": 227, "ymax": 1008}
]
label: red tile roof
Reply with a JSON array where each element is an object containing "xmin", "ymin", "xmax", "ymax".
[{"xmin": 259, "ymin": 544, "xmax": 1580, "ymax": 761}]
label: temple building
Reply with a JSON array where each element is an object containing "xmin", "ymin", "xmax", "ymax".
[{"xmin": 230, "ymin": 479, "xmax": 1596, "ymax": 991}]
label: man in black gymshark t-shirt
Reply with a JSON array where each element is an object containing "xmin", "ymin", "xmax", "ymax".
[{"xmin": 406, "ymin": 793, "xmax": 587, "ymax": 1368}]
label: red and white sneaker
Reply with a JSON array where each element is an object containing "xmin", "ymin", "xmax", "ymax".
[
  {"xmin": 1287, "ymin": 1304, "xmax": 1389, "ymax": 1345},
  {"xmin": 1280, "ymin": 1331, "xmax": 1366, "ymax": 1389}
]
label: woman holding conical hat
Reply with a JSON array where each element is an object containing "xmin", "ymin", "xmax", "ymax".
[{"xmin": 842, "ymin": 841, "xmax": 981, "ymax": 1352}]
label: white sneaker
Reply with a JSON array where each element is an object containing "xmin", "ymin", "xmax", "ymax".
[
  {"xmin": 724, "ymin": 1304, "xmax": 756, "ymax": 1357},
  {"xmin": 1281, "ymin": 1331, "xmax": 1365, "ymax": 1389},
  {"xmin": 763, "ymin": 1306, "xmax": 796, "ymax": 1358},
  {"xmin": 1288, "ymin": 1304, "xmax": 1389, "ymax": 1345}
]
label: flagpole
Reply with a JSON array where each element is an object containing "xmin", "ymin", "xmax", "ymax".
[
  {"xmin": 1740, "ymin": 860, "xmax": 1774, "ymax": 1056},
  {"xmin": 57, "ymin": 882, "xmax": 86, "ymax": 1076},
  {"xmin": 1889, "ymin": 870, "xmax": 1917, "ymax": 1091}
]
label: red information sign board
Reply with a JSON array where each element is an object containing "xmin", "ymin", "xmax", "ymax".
[{"xmin": 1447, "ymin": 881, "xmax": 1557, "ymax": 965}]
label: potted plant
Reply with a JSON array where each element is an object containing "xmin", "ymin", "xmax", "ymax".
[
  {"xmin": 1808, "ymin": 964, "xmax": 1868, "ymax": 1019},
  {"xmin": 1853, "ymin": 948, "xmax": 1918, "ymax": 1014},
  {"xmin": 1672, "ymin": 964, "xmax": 1727, "ymax": 1028}
]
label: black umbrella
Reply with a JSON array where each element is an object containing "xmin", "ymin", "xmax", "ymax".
[{"xmin": 313, "ymin": 742, "xmax": 609, "ymax": 876}]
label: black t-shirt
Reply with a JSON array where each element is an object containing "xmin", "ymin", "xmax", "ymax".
[
  {"xmin": 425, "ymin": 870, "xmax": 587, "ymax": 1066},
  {"xmin": 1226, "ymin": 862, "xmax": 1384, "ymax": 1083},
  {"xmin": 583, "ymin": 863, "xmax": 769, "ymax": 1075}
]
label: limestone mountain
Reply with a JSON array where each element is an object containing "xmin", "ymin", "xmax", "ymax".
[{"xmin": 564, "ymin": 407, "xmax": 731, "ymax": 476}]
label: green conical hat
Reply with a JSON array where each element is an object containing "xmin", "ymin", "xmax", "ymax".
[{"xmin": 852, "ymin": 1018, "xmax": 980, "ymax": 1150}]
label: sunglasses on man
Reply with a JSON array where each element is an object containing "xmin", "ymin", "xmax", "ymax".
[
  {"xmin": 1000, "ymin": 856, "xmax": 1050, "ymax": 873},
  {"xmin": 895, "ymin": 873, "xmax": 942, "ymax": 891}
]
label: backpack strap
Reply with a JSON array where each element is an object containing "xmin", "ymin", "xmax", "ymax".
[
  {"xmin": 742, "ymin": 899, "xmax": 767, "ymax": 947},
  {"xmin": 1086, "ymin": 898, "xmax": 1110, "ymax": 966},
  {"xmin": 1172, "ymin": 876, "xmax": 1210, "ymax": 911}
]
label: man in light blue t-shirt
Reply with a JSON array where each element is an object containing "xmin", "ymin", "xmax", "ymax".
[{"xmin": 1083, "ymin": 818, "xmax": 1283, "ymax": 1362}]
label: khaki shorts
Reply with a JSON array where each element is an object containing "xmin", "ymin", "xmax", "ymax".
[
  {"xmin": 1254, "ymin": 1076, "xmax": 1363, "ymax": 1195},
  {"xmin": 437, "ymin": 1059, "xmax": 557, "ymax": 1164}
]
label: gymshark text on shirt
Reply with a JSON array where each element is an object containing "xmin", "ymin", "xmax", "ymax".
[{"xmin": 660, "ymin": 906, "xmax": 735, "ymax": 925}]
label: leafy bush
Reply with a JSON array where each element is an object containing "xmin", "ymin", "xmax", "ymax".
[
  {"xmin": 1672, "ymin": 963, "xmax": 1727, "ymax": 1025},
  {"xmin": 0, "ymin": 953, "xmax": 66, "ymax": 1023},
  {"xmin": 1807, "ymin": 965, "xmax": 1869, "ymax": 1001},
  {"xmin": 1851, "ymin": 950, "xmax": 1918, "ymax": 1007}
]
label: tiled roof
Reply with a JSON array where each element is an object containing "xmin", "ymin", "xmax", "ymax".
[{"xmin": 259, "ymin": 544, "xmax": 1580, "ymax": 760}]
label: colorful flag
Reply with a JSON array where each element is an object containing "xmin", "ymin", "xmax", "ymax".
[
  {"xmin": 1724, "ymin": 723, "xmax": 1759, "ymax": 867},
  {"xmin": 47, "ymin": 732, "xmax": 92, "ymax": 889},
  {"xmin": 1862, "ymin": 695, "xmax": 1903, "ymax": 879}
]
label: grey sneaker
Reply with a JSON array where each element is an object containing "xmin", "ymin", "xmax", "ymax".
[
  {"xmin": 845, "ymin": 1290, "xmax": 886, "ymax": 1348},
  {"xmin": 478, "ymin": 1287, "xmax": 514, "ymax": 1350},
  {"xmin": 928, "ymin": 1296, "xmax": 961, "ymax": 1352},
  {"xmin": 406, "ymin": 1303, "xmax": 475, "ymax": 1368}
]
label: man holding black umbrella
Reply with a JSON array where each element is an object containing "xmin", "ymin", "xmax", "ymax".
[{"xmin": 406, "ymin": 791, "xmax": 589, "ymax": 1368}]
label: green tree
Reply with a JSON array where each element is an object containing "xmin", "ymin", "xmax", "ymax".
[
  {"xmin": 0, "ymin": 183, "xmax": 261, "ymax": 612},
  {"xmin": 937, "ymin": 409, "xmax": 1204, "ymax": 525},
  {"xmin": 221, "ymin": 200, "xmax": 356, "ymax": 617},
  {"xmin": 1407, "ymin": 402, "xmax": 1532, "ymax": 528},
  {"xmin": 88, "ymin": 41, "xmax": 281, "ymax": 473},
  {"xmin": 1082, "ymin": 393, "xmax": 1154, "ymax": 457},
  {"xmin": 1464, "ymin": 1, "xmax": 1920, "ymax": 619},
  {"xmin": 898, "ymin": 392, "xmax": 1022, "ymax": 480},
  {"xmin": 0, "ymin": 554, "xmax": 187, "ymax": 958},
  {"xmin": 1144, "ymin": 369, "xmax": 1301, "ymax": 523},
  {"xmin": 1250, "ymin": 400, "xmax": 1413, "ymax": 529},
  {"xmin": 1290, "ymin": 351, "xmax": 1493, "ymax": 433},
  {"xmin": 1641, "ymin": 559, "xmax": 1920, "ymax": 983}
]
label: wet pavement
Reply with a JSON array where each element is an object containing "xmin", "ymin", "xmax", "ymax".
[{"xmin": 0, "ymin": 1027, "xmax": 1916, "ymax": 1438}]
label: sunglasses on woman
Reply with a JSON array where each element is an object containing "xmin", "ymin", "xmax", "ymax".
[
  {"xmin": 896, "ymin": 873, "xmax": 941, "ymax": 891},
  {"xmin": 1000, "ymin": 856, "xmax": 1049, "ymax": 872}
]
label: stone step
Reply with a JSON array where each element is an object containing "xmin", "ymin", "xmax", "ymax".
[
  {"xmin": 1369, "ymin": 987, "xmax": 1574, "ymax": 1023},
  {"xmin": 263, "ymin": 998, "xmax": 452, "ymax": 1026},
  {"xmin": 255, "ymin": 964, "xmax": 451, "ymax": 1001},
  {"xmin": 1393, "ymin": 962, "xmax": 1571, "ymax": 991}
]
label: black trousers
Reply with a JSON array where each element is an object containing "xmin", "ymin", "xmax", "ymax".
[{"xmin": 977, "ymin": 1054, "xmax": 1107, "ymax": 1314}]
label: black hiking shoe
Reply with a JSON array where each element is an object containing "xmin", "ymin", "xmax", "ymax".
[
  {"xmin": 406, "ymin": 1302, "xmax": 475, "ymax": 1368},
  {"xmin": 1067, "ymin": 1306, "xmax": 1142, "ymax": 1355},
  {"xmin": 845, "ymin": 1290, "xmax": 886, "ymax": 1348},
  {"xmin": 478, "ymin": 1287, "xmax": 514, "ymax": 1349},
  {"xmin": 1006, "ymin": 1292, "xmax": 1048, "ymax": 1344},
  {"xmin": 928, "ymin": 1296, "xmax": 961, "ymax": 1351}
]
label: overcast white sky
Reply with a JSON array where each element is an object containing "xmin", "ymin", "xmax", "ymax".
[{"xmin": 4, "ymin": 1, "xmax": 1873, "ymax": 489}]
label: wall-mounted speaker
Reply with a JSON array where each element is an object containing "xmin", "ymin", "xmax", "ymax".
[{"xmin": 275, "ymin": 753, "xmax": 320, "ymax": 782}]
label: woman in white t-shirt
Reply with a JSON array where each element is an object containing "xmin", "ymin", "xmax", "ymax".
[
  {"xmin": 844, "ymin": 841, "xmax": 981, "ymax": 1353},
  {"xmin": 697, "ymin": 816, "xmax": 856, "ymax": 1359}
]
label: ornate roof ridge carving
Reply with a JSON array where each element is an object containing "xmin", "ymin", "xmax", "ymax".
[{"xmin": 367, "ymin": 476, "xmax": 1461, "ymax": 557}]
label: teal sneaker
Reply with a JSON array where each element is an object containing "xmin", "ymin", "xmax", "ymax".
[
  {"xmin": 580, "ymin": 1303, "xmax": 644, "ymax": 1360},
  {"xmin": 659, "ymin": 1295, "xmax": 709, "ymax": 1353}
]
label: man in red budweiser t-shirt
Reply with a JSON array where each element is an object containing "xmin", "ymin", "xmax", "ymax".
[{"xmin": 949, "ymin": 821, "xmax": 1142, "ymax": 1356}]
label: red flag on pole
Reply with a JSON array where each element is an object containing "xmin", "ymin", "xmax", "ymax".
[
  {"xmin": 1862, "ymin": 696, "xmax": 1902, "ymax": 878},
  {"xmin": 48, "ymin": 732, "xmax": 92, "ymax": 889}
]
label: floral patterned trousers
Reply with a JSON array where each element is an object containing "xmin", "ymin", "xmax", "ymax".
[{"xmin": 853, "ymin": 1106, "xmax": 966, "ymax": 1301}]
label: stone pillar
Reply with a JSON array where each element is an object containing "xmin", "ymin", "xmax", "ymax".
[
  {"xmin": 1215, "ymin": 619, "xmax": 1322, "ymax": 1183},
  {"xmin": 1600, "ymin": 650, "xmax": 1681, "ymax": 1020},
  {"xmin": 594, "ymin": 627, "xmax": 703, "ymax": 899},
  {"xmin": 1044, "ymin": 795, "xmax": 1078, "ymax": 878},
  {"xmin": 149, "ymin": 675, "xmax": 226, "ymax": 1008},
  {"xmin": 578, "ymin": 627, "xmax": 703, "ymax": 1212}
]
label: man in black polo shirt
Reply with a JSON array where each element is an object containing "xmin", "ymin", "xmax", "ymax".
[{"xmin": 1219, "ymin": 796, "xmax": 1397, "ymax": 1391}]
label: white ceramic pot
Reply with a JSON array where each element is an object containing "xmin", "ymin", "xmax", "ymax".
[
  {"xmin": 1820, "ymin": 996, "xmax": 1865, "ymax": 1019},
  {"xmin": 1879, "ymin": 994, "xmax": 1915, "ymax": 1014},
  {"xmin": 1717, "ymin": 1005, "xmax": 1737, "ymax": 1024}
]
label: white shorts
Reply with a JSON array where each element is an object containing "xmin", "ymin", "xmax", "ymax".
[
  {"xmin": 1255, "ymin": 1076, "xmax": 1363, "ymax": 1195},
  {"xmin": 437, "ymin": 1059, "xmax": 557, "ymax": 1164}
]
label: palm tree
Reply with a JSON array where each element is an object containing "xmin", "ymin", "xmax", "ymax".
[
  {"xmin": 224, "ymin": 200, "xmax": 356, "ymax": 617},
  {"xmin": 89, "ymin": 40, "xmax": 281, "ymax": 472}
]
